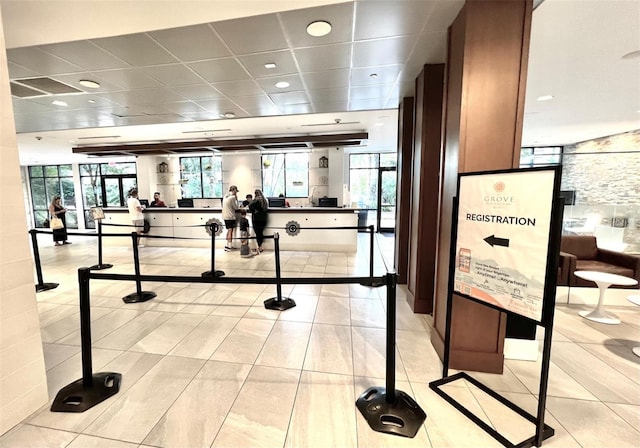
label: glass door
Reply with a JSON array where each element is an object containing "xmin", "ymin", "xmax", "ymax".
[
  {"xmin": 377, "ymin": 168, "xmax": 396, "ymax": 232},
  {"xmin": 101, "ymin": 175, "xmax": 137, "ymax": 207}
]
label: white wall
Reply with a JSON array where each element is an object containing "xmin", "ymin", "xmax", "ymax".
[{"xmin": 0, "ymin": 11, "xmax": 49, "ymax": 435}]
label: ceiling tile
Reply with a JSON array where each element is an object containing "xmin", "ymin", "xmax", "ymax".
[
  {"xmin": 188, "ymin": 58, "xmax": 250, "ymax": 83},
  {"xmin": 302, "ymin": 69, "xmax": 350, "ymax": 90},
  {"xmin": 278, "ymin": 104, "xmax": 313, "ymax": 114},
  {"xmin": 7, "ymin": 62, "xmax": 40, "ymax": 79},
  {"xmin": 230, "ymin": 94, "xmax": 277, "ymax": 110},
  {"xmin": 149, "ymin": 24, "xmax": 231, "ymax": 61},
  {"xmin": 7, "ymin": 47, "xmax": 83, "ymax": 75},
  {"xmin": 256, "ymin": 74, "xmax": 304, "ymax": 94},
  {"xmin": 16, "ymin": 78, "xmax": 82, "ymax": 94},
  {"xmin": 351, "ymin": 65, "xmax": 402, "ymax": 86},
  {"xmin": 181, "ymin": 111, "xmax": 230, "ymax": 121},
  {"xmin": 211, "ymin": 79, "xmax": 263, "ymax": 97},
  {"xmin": 243, "ymin": 104, "xmax": 281, "ymax": 116},
  {"xmin": 142, "ymin": 64, "xmax": 206, "ymax": 86},
  {"xmin": 402, "ymin": 31, "xmax": 448, "ymax": 83},
  {"xmin": 354, "ymin": 0, "xmax": 433, "ymax": 40},
  {"xmin": 139, "ymin": 101, "xmax": 206, "ymax": 115},
  {"xmin": 28, "ymin": 94, "xmax": 116, "ymax": 110},
  {"xmin": 279, "ymin": 3, "xmax": 354, "ymax": 47},
  {"xmin": 39, "ymin": 40, "xmax": 130, "ymax": 71},
  {"xmin": 350, "ymin": 84, "xmax": 395, "ymax": 101},
  {"xmin": 213, "ymin": 14, "xmax": 288, "ymax": 55},
  {"xmin": 312, "ymin": 100, "xmax": 348, "ymax": 113},
  {"xmin": 352, "ymin": 36, "xmax": 415, "ymax": 67},
  {"xmin": 10, "ymin": 83, "xmax": 46, "ymax": 98},
  {"xmin": 171, "ymin": 84, "xmax": 224, "ymax": 101},
  {"xmin": 11, "ymin": 98, "xmax": 57, "ymax": 114},
  {"xmin": 91, "ymin": 34, "xmax": 178, "ymax": 66},
  {"xmin": 307, "ymin": 87, "xmax": 348, "ymax": 103},
  {"xmin": 49, "ymin": 72, "xmax": 125, "ymax": 93},
  {"xmin": 92, "ymin": 68, "xmax": 163, "ymax": 89},
  {"xmin": 238, "ymin": 50, "xmax": 298, "ymax": 78},
  {"xmin": 195, "ymin": 98, "xmax": 244, "ymax": 113},
  {"xmin": 294, "ymin": 43, "xmax": 352, "ymax": 72},
  {"xmin": 269, "ymin": 91, "xmax": 309, "ymax": 106},
  {"xmin": 98, "ymin": 87, "xmax": 186, "ymax": 105},
  {"xmin": 349, "ymin": 98, "xmax": 387, "ymax": 111}
]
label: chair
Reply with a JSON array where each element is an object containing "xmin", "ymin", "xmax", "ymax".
[{"xmin": 559, "ymin": 235, "xmax": 640, "ymax": 288}]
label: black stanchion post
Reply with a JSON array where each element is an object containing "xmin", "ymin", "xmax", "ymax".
[
  {"xmin": 202, "ymin": 222, "xmax": 225, "ymax": 278},
  {"xmin": 264, "ymin": 232, "xmax": 296, "ymax": 311},
  {"xmin": 360, "ymin": 224, "xmax": 384, "ymax": 287},
  {"xmin": 51, "ymin": 267, "xmax": 121, "ymax": 412},
  {"xmin": 89, "ymin": 220, "xmax": 113, "ymax": 271},
  {"xmin": 30, "ymin": 229, "xmax": 59, "ymax": 292},
  {"xmin": 122, "ymin": 232, "xmax": 157, "ymax": 303},
  {"xmin": 356, "ymin": 272, "xmax": 427, "ymax": 438}
]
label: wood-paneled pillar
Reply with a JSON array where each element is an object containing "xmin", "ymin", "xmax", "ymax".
[
  {"xmin": 394, "ymin": 97, "xmax": 414, "ymax": 284},
  {"xmin": 431, "ymin": 0, "xmax": 533, "ymax": 373}
]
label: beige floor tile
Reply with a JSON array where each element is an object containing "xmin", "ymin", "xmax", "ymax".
[
  {"xmin": 67, "ymin": 434, "xmax": 139, "ymax": 447},
  {"xmin": 579, "ymin": 342, "xmax": 640, "ymax": 385},
  {"xmin": 212, "ymin": 366, "xmax": 300, "ymax": 448},
  {"xmin": 56, "ymin": 308, "xmax": 146, "ymax": 346},
  {"xmin": 169, "ymin": 314, "xmax": 239, "ymax": 359},
  {"xmin": 396, "ymin": 329, "xmax": 443, "ymax": 383},
  {"xmin": 285, "ymin": 371, "xmax": 357, "ymax": 448},
  {"xmin": 42, "ymin": 343, "xmax": 80, "ymax": 370},
  {"xmin": 350, "ymin": 297, "xmax": 386, "ymax": 328},
  {"xmin": 84, "ymin": 356, "xmax": 205, "ymax": 443},
  {"xmin": 92, "ymin": 311, "xmax": 173, "ymax": 351},
  {"xmin": 314, "ymin": 296, "xmax": 351, "ymax": 326},
  {"xmin": 143, "ymin": 361, "xmax": 252, "ymax": 448},
  {"xmin": 211, "ymin": 318, "xmax": 275, "ymax": 364},
  {"xmin": 303, "ymin": 323, "xmax": 353, "ymax": 375},
  {"xmin": 605, "ymin": 402, "xmax": 640, "ymax": 433},
  {"xmin": 255, "ymin": 321, "xmax": 312, "ymax": 369},
  {"xmin": 0, "ymin": 424, "xmax": 77, "ymax": 448},
  {"xmin": 278, "ymin": 294, "xmax": 318, "ymax": 323},
  {"xmin": 352, "ymin": 326, "xmax": 409, "ymax": 381},
  {"xmin": 129, "ymin": 312, "xmax": 206, "ymax": 354}
]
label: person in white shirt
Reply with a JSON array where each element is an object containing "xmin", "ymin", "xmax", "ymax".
[
  {"xmin": 222, "ymin": 185, "xmax": 240, "ymax": 251},
  {"xmin": 127, "ymin": 188, "xmax": 144, "ymax": 247}
]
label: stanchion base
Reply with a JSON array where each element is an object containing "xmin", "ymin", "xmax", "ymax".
[
  {"xmin": 202, "ymin": 270, "xmax": 225, "ymax": 278},
  {"xmin": 35, "ymin": 282, "xmax": 59, "ymax": 293},
  {"xmin": 264, "ymin": 297, "xmax": 296, "ymax": 311},
  {"xmin": 122, "ymin": 291, "xmax": 157, "ymax": 303},
  {"xmin": 360, "ymin": 278, "xmax": 386, "ymax": 288},
  {"xmin": 51, "ymin": 372, "xmax": 122, "ymax": 413},
  {"xmin": 89, "ymin": 263, "xmax": 113, "ymax": 271},
  {"xmin": 356, "ymin": 387, "xmax": 426, "ymax": 438}
]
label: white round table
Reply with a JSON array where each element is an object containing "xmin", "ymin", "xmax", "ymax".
[
  {"xmin": 627, "ymin": 295, "xmax": 640, "ymax": 357},
  {"xmin": 574, "ymin": 271, "xmax": 638, "ymax": 324}
]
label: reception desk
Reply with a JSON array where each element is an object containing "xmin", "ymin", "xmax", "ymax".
[{"xmin": 101, "ymin": 207, "xmax": 360, "ymax": 252}]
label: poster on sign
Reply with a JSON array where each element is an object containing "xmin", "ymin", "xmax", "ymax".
[{"xmin": 453, "ymin": 168, "xmax": 558, "ymax": 323}]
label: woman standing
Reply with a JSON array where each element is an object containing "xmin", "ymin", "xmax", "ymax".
[
  {"xmin": 248, "ymin": 189, "xmax": 269, "ymax": 253},
  {"xmin": 48, "ymin": 196, "xmax": 71, "ymax": 246}
]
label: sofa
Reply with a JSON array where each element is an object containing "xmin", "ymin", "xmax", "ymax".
[{"xmin": 559, "ymin": 235, "xmax": 640, "ymax": 288}]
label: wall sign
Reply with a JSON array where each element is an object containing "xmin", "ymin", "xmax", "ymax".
[{"xmin": 454, "ymin": 169, "xmax": 557, "ymax": 322}]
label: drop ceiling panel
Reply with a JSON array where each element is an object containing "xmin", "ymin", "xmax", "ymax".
[
  {"xmin": 99, "ymin": 88, "xmax": 186, "ymax": 105},
  {"xmin": 312, "ymin": 100, "xmax": 348, "ymax": 113},
  {"xmin": 181, "ymin": 111, "xmax": 230, "ymax": 121},
  {"xmin": 11, "ymin": 98, "xmax": 57, "ymax": 114},
  {"xmin": 244, "ymin": 105, "xmax": 281, "ymax": 116},
  {"xmin": 28, "ymin": 94, "xmax": 116, "ymax": 110},
  {"xmin": 257, "ymin": 74, "xmax": 304, "ymax": 93},
  {"xmin": 195, "ymin": 98, "xmax": 245, "ymax": 113},
  {"xmin": 213, "ymin": 15, "xmax": 288, "ymax": 55},
  {"xmin": 91, "ymin": 34, "xmax": 179, "ymax": 66},
  {"xmin": 139, "ymin": 101, "xmax": 205, "ymax": 115},
  {"xmin": 276, "ymin": 103, "xmax": 313, "ymax": 114},
  {"xmin": 212, "ymin": 79, "xmax": 264, "ymax": 97},
  {"xmin": 6, "ymin": 47, "xmax": 82, "ymax": 75},
  {"xmin": 301, "ymin": 69, "xmax": 350, "ymax": 90},
  {"xmin": 279, "ymin": 2, "xmax": 354, "ymax": 47},
  {"xmin": 149, "ymin": 24, "xmax": 232, "ymax": 61},
  {"xmin": 350, "ymin": 84, "xmax": 395, "ymax": 101},
  {"xmin": 39, "ymin": 40, "xmax": 130, "ymax": 71},
  {"xmin": 351, "ymin": 65, "xmax": 402, "ymax": 86},
  {"xmin": 294, "ymin": 43, "xmax": 352, "ymax": 72},
  {"xmin": 349, "ymin": 98, "xmax": 387, "ymax": 111},
  {"xmin": 52, "ymin": 72, "xmax": 126, "ymax": 93},
  {"xmin": 238, "ymin": 50, "xmax": 298, "ymax": 78},
  {"xmin": 188, "ymin": 58, "xmax": 251, "ymax": 83},
  {"xmin": 231, "ymin": 94, "xmax": 277, "ymax": 110},
  {"xmin": 16, "ymin": 77, "xmax": 83, "ymax": 94},
  {"xmin": 352, "ymin": 36, "xmax": 415, "ymax": 67},
  {"xmin": 354, "ymin": 0, "xmax": 434, "ymax": 40},
  {"xmin": 7, "ymin": 61, "xmax": 41, "ymax": 79},
  {"xmin": 92, "ymin": 68, "xmax": 163, "ymax": 89},
  {"xmin": 306, "ymin": 87, "xmax": 348, "ymax": 103},
  {"xmin": 269, "ymin": 91, "xmax": 309, "ymax": 106},
  {"xmin": 171, "ymin": 84, "xmax": 224, "ymax": 101},
  {"xmin": 142, "ymin": 64, "xmax": 206, "ymax": 86},
  {"xmin": 10, "ymin": 83, "xmax": 45, "ymax": 98}
]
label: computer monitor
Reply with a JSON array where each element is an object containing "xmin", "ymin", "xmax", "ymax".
[
  {"xmin": 559, "ymin": 190, "xmax": 576, "ymax": 206},
  {"xmin": 177, "ymin": 198, "xmax": 194, "ymax": 208},
  {"xmin": 139, "ymin": 199, "xmax": 149, "ymax": 207},
  {"xmin": 268, "ymin": 197, "xmax": 285, "ymax": 207},
  {"xmin": 318, "ymin": 197, "xmax": 338, "ymax": 207}
]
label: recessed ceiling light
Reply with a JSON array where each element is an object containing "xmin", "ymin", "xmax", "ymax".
[
  {"xmin": 264, "ymin": 62, "xmax": 277, "ymax": 69},
  {"xmin": 370, "ymin": 73, "xmax": 378, "ymax": 78},
  {"xmin": 275, "ymin": 81, "xmax": 290, "ymax": 89},
  {"xmin": 221, "ymin": 112, "xmax": 235, "ymax": 119},
  {"xmin": 79, "ymin": 79, "xmax": 101, "ymax": 89},
  {"xmin": 536, "ymin": 95, "xmax": 554, "ymax": 102},
  {"xmin": 306, "ymin": 20, "xmax": 332, "ymax": 37},
  {"xmin": 52, "ymin": 100, "xmax": 68, "ymax": 107},
  {"xmin": 622, "ymin": 50, "xmax": 640, "ymax": 60}
]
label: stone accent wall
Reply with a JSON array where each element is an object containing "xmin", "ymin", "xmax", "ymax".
[{"xmin": 561, "ymin": 130, "xmax": 640, "ymax": 253}]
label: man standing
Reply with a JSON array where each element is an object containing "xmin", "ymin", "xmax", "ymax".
[
  {"xmin": 222, "ymin": 185, "xmax": 240, "ymax": 251},
  {"xmin": 127, "ymin": 188, "xmax": 144, "ymax": 247}
]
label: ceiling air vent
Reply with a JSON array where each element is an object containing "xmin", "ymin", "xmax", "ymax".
[
  {"xmin": 14, "ymin": 77, "xmax": 82, "ymax": 94},
  {"xmin": 10, "ymin": 82, "xmax": 45, "ymax": 98}
]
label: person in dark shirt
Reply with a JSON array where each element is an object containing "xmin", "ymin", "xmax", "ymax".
[
  {"xmin": 150, "ymin": 192, "xmax": 167, "ymax": 207},
  {"xmin": 248, "ymin": 189, "xmax": 269, "ymax": 253},
  {"xmin": 242, "ymin": 194, "xmax": 253, "ymax": 207}
]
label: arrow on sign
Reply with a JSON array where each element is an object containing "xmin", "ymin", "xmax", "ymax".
[{"xmin": 484, "ymin": 235, "xmax": 510, "ymax": 247}]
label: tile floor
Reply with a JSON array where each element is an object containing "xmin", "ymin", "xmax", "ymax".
[{"xmin": 1, "ymin": 233, "xmax": 639, "ymax": 448}]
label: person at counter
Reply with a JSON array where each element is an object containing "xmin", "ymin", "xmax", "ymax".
[
  {"xmin": 150, "ymin": 192, "xmax": 166, "ymax": 207},
  {"xmin": 127, "ymin": 188, "xmax": 145, "ymax": 247},
  {"xmin": 249, "ymin": 189, "xmax": 269, "ymax": 253},
  {"xmin": 242, "ymin": 194, "xmax": 253, "ymax": 207},
  {"xmin": 222, "ymin": 185, "xmax": 240, "ymax": 251},
  {"xmin": 278, "ymin": 193, "xmax": 290, "ymax": 207}
]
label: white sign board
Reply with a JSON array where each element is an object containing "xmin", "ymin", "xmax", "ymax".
[{"xmin": 454, "ymin": 169, "xmax": 556, "ymax": 322}]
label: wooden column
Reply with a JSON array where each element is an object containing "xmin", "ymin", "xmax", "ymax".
[
  {"xmin": 431, "ymin": 0, "xmax": 532, "ymax": 373},
  {"xmin": 394, "ymin": 97, "xmax": 414, "ymax": 284},
  {"xmin": 407, "ymin": 64, "xmax": 445, "ymax": 314}
]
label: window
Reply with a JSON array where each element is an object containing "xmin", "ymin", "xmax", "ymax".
[
  {"xmin": 179, "ymin": 156, "xmax": 223, "ymax": 198},
  {"xmin": 520, "ymin": 146, "xmax": 563, "ymax": 168},
  {"xmin": 79, "ymin": 162, "xmax": 137, "ymax": 228},
  {"xmin": 29, "ymin": 164, "xmax": 76, "ymax": 228},
  {"xmin": 349, "ymin": 153, "xmax": 398, "ymax": 209},
  {"xmin": 261, "ymin": 152, "xmax": 309, "ymax": 197}
]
